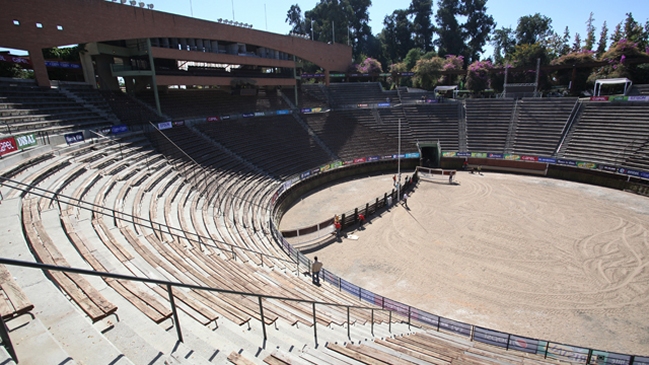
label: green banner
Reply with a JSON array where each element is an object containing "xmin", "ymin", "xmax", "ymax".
[
  {"xmin": 442, "ymin": 151, "xmax": 457, "ymax": 157},
  {"xmin": 471, "ymin": 152, "xmax": 487, "ymax": 158},
  {"xmin": 610, "ymin": 96, "xmax": 628, "ymax": 102},
  {"xmin": 577, "ymin": 161, "xmax": 597, "ymax": 169},
  {"xmin": 504, "ymin": 154, "xmax": 521, "ymax": 160},
  {"xmin": 15, "ymin": 133, "xmax": 37, "ymax": 150}
]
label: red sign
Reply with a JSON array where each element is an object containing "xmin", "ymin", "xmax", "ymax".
[
  {"xmin": 590, "ymin": 96, "xmax": 609, "ymax": 101},
  {"xmin": 0, "ymin": 137, "xmax": 18, "ymax": 156},
  {"xmin": 521, "ymin": 155, "xmax": 538, "ymax": 162},
  {"xmin": 206, "ymin": 116, "xmax": 220, "ymax": 122},
  {"xmin": 353, "ymin": 157, "xmax": 367, "ymax": 164}
]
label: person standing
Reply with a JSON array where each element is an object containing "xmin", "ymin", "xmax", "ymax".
[
  {"xmin": 312, "ymin": 257, "xmax": 323, "ymax": 285},
  {"xmin": 358, "ymin": 212, "xmax": 365, "ymax": 229},
  {"xmin": 403, "ymin": 192, "xmax": 409, "ymax": 209}
]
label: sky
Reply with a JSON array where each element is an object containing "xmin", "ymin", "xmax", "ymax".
[{"xmin": 4, "ymin": 0, "xmax": 647, "ymax": 59}]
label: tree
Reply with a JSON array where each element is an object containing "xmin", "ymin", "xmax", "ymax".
[
  {"xmin": 435, "ymin": 0, "xmax": 464, "ymax": 57},
  {"xmin": 460, "ymin": 0, "xmax": 495, "ymax": 63},
  {"xmin": 610, "ymin": 22, "xmax": 623, "ymax": 44},
  {"xmin": 516, "ymin": 13, "xmax": 553, "ymax": 45},
  {"xmin": 404, "ymin": 48, "xmax": 423, "ymax": 70},
  {"xmin": 589, "ymin": 39, "xmax": 649, "ymax": 83},
  {"xmin": 551, "ymin": 50, "xmax": 596, "ymax": 95},
  {"xmin": 409, "ymin": 0, "xmax": 435, "ymax": 52},
  {"xmin": 545, "ymin": 28, "xmax": 570, "ymax": 59},
  {"xmin": 572, "ymin": 33, "xmax": 582, "ymax": 52},
  {"xmin": 286, "ymin": 4, "xmax": 305, "ymax": 34},
  {"xmin": 584, "ymin": 12, "xmax": 596, "ymax": 51},
  {"xmin": 622, "ymin": 12, "xmax": 648, "ymax": 51},
  {"xmin": 347, "ymin": 0, "xmax": 373, "ymax": 57},
  {"xmin": 490, "ymin": 26, "xmax": 515, "ymax": 63},
  {"xmin": 466, "ymin": 59, "xmax": 493, "ymax": 93},
  {"xmin": 412, "ymin": 56, "xmax": 445, "ymax": 89},
  {"xmin": 506, "ymin": 43, "xmax": 550, "ymax": 90},
  {"xmin": 380, "ymin": 9, "xmax": 414, "ymax": 63},
  {"xmin": 596, "ymin": 21, "xmax": 608, "ymax": 59}
]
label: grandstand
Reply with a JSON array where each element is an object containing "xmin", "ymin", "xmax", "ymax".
[{"xmin": 2, "ymin": 0, "xmax": 649, "ymax": 363}]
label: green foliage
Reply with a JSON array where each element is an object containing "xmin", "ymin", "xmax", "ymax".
[
  {"xmin": 584, "ymin": 12, "xmax": 596, "ymax": 51},
  {"xmin": 0, "ymin": 61, "xmax": 32, "ymax": 79},
  {"xmin": 404, "ymin": 48, "xmax": 423, "ymax": 70},
  {"xmin": 380, "ymin": 9, "xmax": 414, "ymax": 64},
  {"xmin": 286, "ymin": 4, "xmax": 305, "ymax": 33},
  {"xmin": 461, "ymin": 0, "xmax": 494, "ymax": 63},
  {"xmin": 434, "ymin": 0, "xmax": 464, "ymax": 57},
  {"xmin": 412, "ymin": 56, "xmax": 445, "ymax": 89},
  {"xmin": 516, "ymin": 13, "xmax": 553, "ymax": 45},
  {"xmin": 596, "ymin": 21, "xmax": 609, "ymax": 58},
  {"xmin": 551, "ymin": 50, "xmax": 596, "ymax": 95},
  {"xmin": 409, "ymin": 0, "xmax": 435, "ymax": 52},
  {"xmin": 490, "ymin": 27, "xmax": 516, "ymax": 63},
  {"xmin": 589, "ymin": 39, "xmax": 649, "ymax": 83},
  {"xmin": 506, "ymin": 43, "xmax": 550, "ymax": 90}
]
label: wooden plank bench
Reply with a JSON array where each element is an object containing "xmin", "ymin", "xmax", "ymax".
[
  {"xmin": 22, "ymin": 199, "xmax": 118, "ymax": 322},
  {"xmin": 0, "ymin": 265, "xmax": 34, "ymax": 320}
]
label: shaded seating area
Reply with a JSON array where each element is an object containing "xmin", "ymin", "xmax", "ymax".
[
  {"xmin": 327, "ymin": 82, "xmax": 393, "ymax": 106},
  {"xmin": 510, "ymin": 97, "xmax": 578, "ymax": 156},
  {"xmin": 465, "ymin": 98, "xmax": 515, "ymax": 152},
  {"xmin": 404, "ymin": 103, "xmax": 461, "ymax": 151}
]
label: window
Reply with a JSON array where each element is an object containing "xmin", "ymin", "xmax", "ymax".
[
  {"xmin": 56, "ymin": 25, "xmax": 63, "ymax": 31},
  {"xmin": 36, "ymin": 22, "xmax": 43, "ymax": 28},
  {"xmin": 12, "ymin": 20, "xmax": 20, "ymax": 26}
]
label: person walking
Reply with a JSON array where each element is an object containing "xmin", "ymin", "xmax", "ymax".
[
  {"xmin": 312, "ymin": 257, "xmax": 323, "ymax": 285},
  {"xmin": 403, "ymin": 192, "xmax": 409, "ymax": 209}
]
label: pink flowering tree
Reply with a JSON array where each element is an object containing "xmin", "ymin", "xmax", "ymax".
[
  {"xmin": 551, "ymin": 50, "xmax": 596, "ymax": 96},
  {"xmin": 440, "ymin": 55, "xmax": 464, "ymax": 85},
  {"xmin": 356, "ymin": 57, "xmax": 383, "ymax": 74},
  {"xmin": 465, "ymin": 60, "xmax": 493, "ymax": 93},
  {"xmin": 589, "ymin": 39, "xmax": 649, "ymax": 84}
]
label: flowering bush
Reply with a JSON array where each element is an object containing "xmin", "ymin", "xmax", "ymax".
[
  {"xmin": 356, "ymin": 57, "xmax": 383, "ymax": 74},
  {"xmin": 466, "ymin": 60, "xmax": 493, "ymax": 92},
  {"xmin": 589, "ymin": 39, "xmax": 649, "ymax": 83},
  {"xmin": 551, "ymin": 50, "xmax": 596, "ymax": 95}
]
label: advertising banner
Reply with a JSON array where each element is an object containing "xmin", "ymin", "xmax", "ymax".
[
  {"xmin": 590, "ymin": 351, "xmax": 632, "ymax": 365},
  {"xmin": 171, "ymin": 120, "xmax": 184, "ymax": 127},
  {"xmin": 599, "ymin": 165, "xmax": 617, "ymax": 172},
  {"xmin": 311, "ymin": 107, "xmax": 323, "ymax": 113},
  {"xmin": 111, "ymin": 125, "xmax": 128, "ymax": 134},
  {"xmin": 360, "ymin": 288, "xmax": 375, "ymax": 304},
  {"xmin": 410, "ymin": 308, "xmax": 439, "ymax": 327},
  {"xmin": 521, "ymin": 155, "xmax": 538, "ymax": 162},
  {"xmin": 405, "ymin": 152, "xmax": 420, "ymax": 158},
  {"xmin": 457, "ymin": 152, "xmax": 471, "ymax": 157},
  {"xmin": 471, "ymin": 152, "xmax": 487, "ymax": 158},
  {"xmin": 576, "ymin": 161, "xmax": 597, "ymax": 169},
  {"xmin": 382, "ymin": 155, "xmax": 394, "ymax": 160},
  {"xmin": 474, "ymin": 327, "xmax": 509, "ymax": 349},
  {"xmin": 641, "ymin": 171, "xmax": 649, "ymax": 179},
  {"xmin": 368, "ymin": 156, "xmax": 380, "ymax": 162},
  {"xmin": 353, "ymin": 157, "xmax": 367, "ymax": 164},
  {"xmin": 64, "ymin": 132, "xmax": 84, "ymax": 145},
  {"xmin": 610, "ymin": 96, "xmax": 628, "ymax": 102},
  {"xmin": 276, "ymin": 109, "xmax": 290, "ymax": 115},
  {"xmin": 382, "ymin": 298, "xmax": 409, "ymax": 317},
  {"xmin": 488, "ymin": 153, "xmax": 504, "ymax": 159},
  {"xmin": 392, "ymin": 154, "xmax": 406, "ymax": 159},
  {"xmin": 300, "ymin": 171, "xmax": 311, "ymax": 179},
  {"xmin": 206, "ymin": 116, "xmax": 220, "ymax": 122},
  {"xmin": 618, "ymin": 167, "xmax": 641, "ymax": 177},
  {"xmin": 442, "ymin": 151, "xmax": 457, "ymax": 157},
  {"xmin": 628, "ymin": 96, "xmax": 649, "ymax": 102},
  {"xmin": 538, "ymin": 342, "xmax": 589, "ymax": 363},
  {"xmin": 340, "ymin": 280, "xmax": 359, "ymax": 297},
  {"xmin": 400, "ymin": 72, "xmax": 414, "ymax": 76},
  {"xmin": 633, "ymin": 356, "xmax": 649, "ymax": 365},
  {"xmin": 504, "ymin": 154, "xmax": 521, "ymax": 160},
  {"xmin": 254, "ymin": 112, "xmax": 265, "ymax": 117},
  {"xmin": 439, "ymin": 317, "xmax": 471, "ymax": 337},
  {"xmin": 425, "ymin": 99, "xmax": 438, "ymax": 103},
  {"xmin": 509, "ymin": 335, "xmax": 539, "ymax": 354},
  {"xmin": 377, "ymin": 102, "xmax": 390, "ymax": 108},
  {"xmin": 221, "ymin": 115, "xmax": 231, "ymax": 120},
  {"xmin": 311, "ymin": 168, "xmax": 320, "ymax": 175},
  {"xmin": 15, "ymin": 133, "xmax": 37, "ymax": 150},
  {"xmin": 157, "ymin": 121, "xmax": 172, "ymax": 130},
  {"xmin": 44, "ymin": 60, "xmax": 81, "ymax": 69},
  {"xmin": 357, "ymin": 103, "xmax": 369, "ymax": 108},
  {"xmin": 242, "ymin": 112, "xmax": 254, "ymax": 118},
  {"xmin": 0, "ymin": 137, "xmax": 18, "ymax": 156},
  {"xmin": 590, "ymin": 96, "xmax": 609, "ymax": 101},
  {"xmin": 300, "ymin": 108, "xmax": 312, "ymax": 114},
  {"xmin": 539, "ymin": 157, "xmax": 556, "ymax": 163},
  {"xmin": 557, "ymin": 159, "xmax": 577, "ymax": 166}
]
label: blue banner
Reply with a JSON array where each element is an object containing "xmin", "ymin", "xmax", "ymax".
[
  {"xmin": 557, "ymin": 159, "xmax": 577, "ymax": 166},
  {"xmin": 377, "ymin": 102, "xmax": 390, "ymax": 107},
  {"xmin": 300, "ymin": 171, "xmax": 311, "ymax": 179},
  {"xmin": 439, "ymin": 317, "xmax": 471, "ymax": 337},
  {"xmin": 276, "ymin": 109, "xmax": 290, "ymax": 115},
  {"xmin": 301, "ymin": 108, "xmax": 312, "ymax": 113},
  {"xmin": 111, "ymin": 125, "xmax": 128, "ymax": 134},
  {"xmin": 474, "ymin": 327, "xmax": 509, "ymax": 349},
  {"xmin": 64, "ymin": 132, "xmax": 84, "ymax": 145},
  {"xmin": 157, "ymin": 121, "xmax": 172, "ymax": 130},
  {"xmin": 488, "ymin": 153, "xmax": 504, "ymax": 159},
  {"xmin": 242, "ymin": 112, "xmax": 254, "ymax": 118},
  {"xmin": 221, "ymin": 115, "xmax": 231, "ymax": 120},
  {"xmin": 599, "ymin": 165, "xmax": 617, "ymax": 172},
  {"xmin": 538, "ymin": 157, "xmax": 556, "ymax": 163},
  {"xmin": 618, "ymin": 168, "xmax": 641, "ymax": 177},
  {"xmin": 456, "ymin": 152, "xmax": 471, "ymax": 157},
  {"xmin": 173, "ymin": 120, "xmax": 185, "ymax": 126},
  {"xmin": 405, "ymin": 152, "xmax": 420, "ymax": 158},
  {"xmin": 368, "ymin": 156, "xmax": 380, "ymax": 162}
]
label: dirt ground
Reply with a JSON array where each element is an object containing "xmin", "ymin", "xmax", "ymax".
[{"xmin": 279, "ymin": 171, "xmax": 649, "ymax": 356}]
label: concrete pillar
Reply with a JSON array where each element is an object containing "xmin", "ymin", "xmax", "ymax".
[
  {"xmin": 94, "ymin": 54, "xmax": 119, "ymax": 90},
  {"xmin": 28, "ymin": 48, "xmax": 50, "ymax": 88},
  {"xmin": 79, "ymin": 51, "xmax": 97, "ymax": 88}
]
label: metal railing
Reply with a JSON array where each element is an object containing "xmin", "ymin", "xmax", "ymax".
[
  {"xmin": 0, "ymin": 257, "xmax": 395, "ymax": 350},
  {"xmin": 0, "ymin": 176, "xmax": 293, "ymax": 268}
]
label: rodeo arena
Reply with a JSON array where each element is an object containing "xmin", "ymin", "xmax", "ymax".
[{"xmin": 0, "ymin": 0, "xmax": 649, "ymax": 364}]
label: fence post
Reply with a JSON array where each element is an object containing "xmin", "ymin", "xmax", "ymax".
[
  {"xmin": 347, "ymin": 306, "xmax": 350, "ymax": 339},
  {"xmin": 341, "ymin": 214, "xmax": 346, "ymax": 229},
  {"xmin": 389, "ymin": 311, "xmax": 392, "ymax": 333},
  {"xmin": 354, "ymin": 208, "xmax": 358, "ymax": 224},
  {"xmin": 383, "ymin": 193, "xmax": 387, "ymax": 207},
  {"xmin": 371, "ymin": 309, "xmax": 374, "ymax": 336},
  {"xmin": 544, "ymin": 342, "xmax": 549, "ymax": 358},
  {"xmin": 338, "ymin": 277, "xmax": 342, "ymax": 291},
  {"xmin": 506, "ymin": 334, "xmax": 511, "ymax": 350},
  {"xmin": 167, "ymin": 284, "xmax": 183, "ymax": 343},
  {"xmin": 312, "ymin": 303, "xmax": 318, "ymax": 346},
  {"xmin": 258, "ymin": 297, "xmax": 267, "ymax": 340}
]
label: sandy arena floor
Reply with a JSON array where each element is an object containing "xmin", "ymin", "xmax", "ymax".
[{"xmin": 279, "ymin": 171, "xmax": 649, "ymax": 356}]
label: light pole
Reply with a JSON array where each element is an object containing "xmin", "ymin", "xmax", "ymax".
[{"xmin": 397, "ymin": 118, "xmax": 401, "ymax": 201}]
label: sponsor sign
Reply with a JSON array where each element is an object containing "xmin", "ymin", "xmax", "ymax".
[
  {"xmin": 0, "ymin": 137, "xmax": 18, "ymax": 156},
  {"xmin": 357, "ymin": 103, "xmax": 369, "ymax": 108},
  {"xmin": 599, "ymin": 165, "xmax": 617, "ymax": 172},
  {"xmin": 276, "ymin": 109, "xmax": 290, "ymax": 115},
  {"xmin": 301, "ymin": 108, "xmax": 312, "ymax": 114},
  {"xmin": 320, "ymin": 164, "xmax": 332, "ymax": 172},
  {"xmin": 425, "ymin": 99, "xmax": 438, "ymax": 103},
  {"xmin": 382, "ymin": 155, "xmax": 393, "ymax": 160},
  {"xmin": 64, "ymin": 132, "xmax": 84, "ymax": 145},
  {"xmin": 311, "ymin": 168, "xmax": 320, "ymax": 175},
  {"xmin": 628, "ymin": 96, "xmax": 649, "ymax": 102},
  {"xmin": 0, "ymin": 55, "xmax": 31, "ymax": 65},
  {"xmin": 330, "ymin": 73, "xmax": 345, "ymax": 77},
  {"xmin": 538, "ymin": 157, "xmax": 556, "ymax": 163},
  {"xmin": 377, "ymin": 102, "xmax": 390, "ymax": 107},
  {"xmin": 100, "ymin": 127, "xmax": 112, "ymax": 134},
  {"xmin": 474, "ymin": 327, "xmax": 509, "ymax": 349},
  {"xmin": 610, "ymin": 96, "xmax": 628, "ymax": 102},
  {"xmin": 590, "ymin": 351, "xmax": 632, "ymax": 365},
  {"xmin": 360, "ymin": 289, "xmax": 375, "ymax": 304},
  {"xmin": 641, "ymin": 171, "xmax": 649, "ymax": 179},
  {"xmin": 400, "ymin": 72, "xmax": 414, "ymax": 76},
  {"xmin": 221, "ymin": 115, "xmax": 231, "ymax": 120},
  {"xmin": 521, "ymin": 155, "xmax": 538, "ymax": 162},
  {"xmin": 410, "ymin": 308, "xmax": 439, "ymax": 327},
  {"xmin": 332, "ymin": 161, "xmax": 343, "ymax": 169},
  {"xmin": 311, "ymin": 107, "xmax": 323, "ymax": 113},
  {"xmin": 392, "ymin": 154, "xmax": 406, "ymax": 159},
  {"xmin": 368, "ymin": 156, "xmax": 380, "ymax": 162},
  {"xmin": 405, "ymin": 152, "xmax": 420, "ymax": 158},
  {"xmin": 439, "ymin": 317, "xmax": 471, "ymax": 337},
  {"xmin": 15, "ymin": 133, "xmax": 37, "ymax": 150},
  {"xmin": 157, "ymin": 121, "xmax": 172, "ymax": 130},
  {"xmin": 44, "ymin": 60, "xmax": 81, "ymax": 69},
  {"xmin": 340, "ymin": 280, "xmax": 359, "ymax": 297},
  {"xmin": 353, "ymin": 157, "xmax": 367, "ymax": 164},
  {"xmin": 590, "ymin": 96, "xmax": 609, "ymax": 101},
  {"xmin": 576, "ymin": 161, "xmax": 597, "ymax": 169},
  {"xmin": 206, "ymin": 116, "xmax": 220, "ymax": 122},
  {"xmin": 111, "ymin": 125, "xmax": 128, "ymax": 134},
  {"xmin": 488, "ymin": 153, "xmax": 504, "ymax": 159},
  {"xmin": 619, "ymin": 168, "xmax": 641, "ymax": 177},
  {"xmin": 471, "ymin": 152, "xmax": 487, "ymax": 158},
  {"xmin": 242, "ymin": 112, "xmax": 254, "ymax": 118},
  {"xmin": 557, "ymin": 159, "xmax": 577, "ymax": 166},
  {"xmin": 539, "ymin": 342, "xmax": 589, "ymax": 363},
  {"xmin": 300, "ymin": 171, "xmax": 311, "ymax": 179},
  {"xmin": 504, "ymin": 154, "xmax": 521, "ymax": 160},
  {"xmin": 456, "ymin": 152, "xmax": 471, "ymax": 157},
  {"xmin": 173, "ymin": 120, "xmax": 185, "ymax": 126},
  {"xmin": 254, "ymin": 112, "xmax": 265, "ymax": 117},
  {"xmin": 509, "ymin": 335, "xmax": 539, "ymax": 354},
  {"xmin": 382, "ymin": 298, "xmax": 409, "ymax": 316},
  {"xmin": 443, "ymin": 151, "xmax": 457, "ymax": 157},
  {"xmin": 632, "ymin": 356, "xmax": 649, "ymax": 365}
]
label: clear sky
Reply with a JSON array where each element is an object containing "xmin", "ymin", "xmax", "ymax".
[
  {"xmin": 148, "ymin": 0, "xmax": 647, "ymax": 58},
  {"xmin": 3, "ymin": 0, "xmax": 647, "ymax": 59}
]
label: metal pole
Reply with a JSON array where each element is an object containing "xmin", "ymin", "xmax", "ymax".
[
  {"xmin": 389, "ymin": 311, "xmax": 392, "ymax": 333},
  {"xmin": 398, "ymin": 119, "xmax": 401, "ymax": 200},
  {"xmin": 371, "ymin": 309, "xmax": 374, "ymax": 336},
  {"xmin": 534, "ymin": 57, "xmax": 541, "ymax": 97},
  {"xmin": 312, "ymin": 302, "xmax": 318, "ymax": 346},
  {"xmin": 167, "ymin": 284, "xmax": 183, "ymax": 343},
  {"xmin": 347, "ymin": 306, "xmax": 350, "ymax": 339},
  {"xmin": 311, "ymin": 19, "xmax": 314, "ymax": 40},
  {"xmin": 258, "ymin": 297, "xmax": 267, "ymax": 340},
  {"xmin": 332, "ymin": 21, "xmax": 335, "ymax": 43}
]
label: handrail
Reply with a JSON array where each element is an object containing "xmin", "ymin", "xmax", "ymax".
[
  {"xmin": 0, "ymin": 257, "xmax": 394, "ymax": 345},
  {"xmin": 0, "ymin": 176, "xmax": 294, "ymax": 267},
  {"xmin": 554, "ymin": 98, "xmax": 582, "ymax": 156}
]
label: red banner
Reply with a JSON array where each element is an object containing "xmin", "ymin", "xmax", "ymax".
[
  {"xmin": 0, "ymin": 137, "xmax": 18, "ymax": 156},
  {"xmin": 206, "ymin": 116, "xmax": 220, "ymax": 122},
  {"xmin": 590, "ymin": 96, "xmax": 609, "ymax": 101},
  {"xmin": 521, "ymin": 155, "xmax": 538, "ymax": 162}
]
